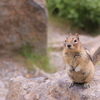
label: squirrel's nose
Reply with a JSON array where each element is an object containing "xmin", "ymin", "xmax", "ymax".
[{"xmin": 67, "ymin": 44, "xmax": 71, "ymax": 48}]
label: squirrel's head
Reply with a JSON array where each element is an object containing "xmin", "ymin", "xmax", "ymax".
[{"xmin": 64, "ymin": 33, "xmax": 81, "ymax": 52}]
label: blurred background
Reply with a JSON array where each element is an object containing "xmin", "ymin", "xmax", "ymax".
[
  {"xmin": 0, "ymin": 0, "xmax": 100, "ymax": 99},
  {"xmin": 47, "ymin": 0, "xmax": 100, "ymax": 72}
]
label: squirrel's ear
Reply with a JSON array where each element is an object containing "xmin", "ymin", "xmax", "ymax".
[
  {"xmin": 64, "ymin": 40, "xmax": 66, "ymax": 47},
  {"xmin": 75, "ymin": 33, "xmax": 78, "ymax": 36},
  {"xmin": 69, "ymin": 33, "xmax": 72, "ymax": 36},
  {"xmin": 75, "ymin": 33, "xmax": 79, "ymax": 39}
]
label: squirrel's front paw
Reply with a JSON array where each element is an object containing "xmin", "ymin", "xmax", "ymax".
[
  {"xmin": 67, "ymin": 64, "xmax": 73, "ymax": 71},
  {"xmin": 75, "ymin": 65, "xmax": 81, "ymax": 72}
]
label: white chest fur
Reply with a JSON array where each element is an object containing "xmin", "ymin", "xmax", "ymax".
[{"xmin": 66, "ymin": 64, "xmax": 81, "ymax": 72}]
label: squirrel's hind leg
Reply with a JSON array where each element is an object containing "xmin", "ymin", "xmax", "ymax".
[{"xmin": 83, "ymin": 83, "xmax": 90, "ymax": 89}]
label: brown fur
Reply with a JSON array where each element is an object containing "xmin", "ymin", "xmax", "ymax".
[
  {"xmin": 92, "ymin": 47, "xmax": 100, "ymax": 65},
  {"xmin": 63, "ymin": 33, "xmax": 94, "ymax": 86}
]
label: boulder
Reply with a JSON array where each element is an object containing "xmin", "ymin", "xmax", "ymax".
[
  {"xmin": 6, "ymin": 70, "xmax": 100, "ymax": 100},
  {"xmin": 0, "ymin": 0, "xmax": 47, "ymax": 55}
]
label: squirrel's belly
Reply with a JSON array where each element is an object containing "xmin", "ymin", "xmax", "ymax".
[
  {"xmin": 67, "ymin": 60, "xmax": 94, "ymax": 83},
  {"xmin": 68, "ymin": 70, "xmax": 94, "ymax": 83}
]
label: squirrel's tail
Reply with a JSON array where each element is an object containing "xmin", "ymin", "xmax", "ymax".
[{"xmin": 92, "ymin": 47, "xmax": 100, "ymax": 65}]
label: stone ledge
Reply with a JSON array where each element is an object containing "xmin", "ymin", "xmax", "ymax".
[{"xmin": 6, "ymin": 70, "xmax": 100, "ymax": 100}]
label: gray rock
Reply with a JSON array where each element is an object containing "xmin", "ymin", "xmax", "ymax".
[
  {"xmin": 6, "ymin": 70, "xmax": 100, "ymax": 100},
  {"xmin": 0, "ymin": 0, "xmax": 47, "ymax": 55},
  {"xmin": 0, "ymin": 81, "xmax": 5, "ymax": 88}
]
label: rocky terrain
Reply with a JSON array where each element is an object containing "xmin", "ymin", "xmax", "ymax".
[
  {"xmin": 0, "ymin": 0, "xmax": 100, "ymax": 99},
  {"xmin": 0, "ymin": 56, "xmax": 48, "ymax": 100},
  {"xmin": 0, "ymin": 57, "xmax": 31, "ymax": 100},
  {"xmin": 6, "ymin": 70, "xmax": 100, "ymax": 100},
  {"xmin": 1, "ymin": 21, "xmax": 100, "ymax": 100},
  {"xmin": 0, "ymin": 19, "xmax": 99, "ymax": 100},
  {"xmin": 0, "ymin": 0, "xmax": 48, "ymax": 99}
]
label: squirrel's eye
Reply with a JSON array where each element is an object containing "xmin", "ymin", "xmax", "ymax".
[{"xmin": 74, "ymin": 39, "xmax": 77, "ymax": 43}]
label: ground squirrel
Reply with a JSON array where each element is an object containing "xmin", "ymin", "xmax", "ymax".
[{"xmin": 63, "ymin": 33, "xmax": 100, "ymax": 88}]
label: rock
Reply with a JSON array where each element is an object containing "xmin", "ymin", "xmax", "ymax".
[
  {"xmin": 6, "ymin": 70, "xmax": 100, "ymax": 100},
  {"xmin": 0, "ymin": 80, "xmax": 8, "ymax": 100},
  {"xmin": 49, "ymin": 52, "xmax": 65, "ymax": 71},
  {"xmin": 0, "ymin": 0, "xmax": 47, "ymax": 55},
  {"xmin": 0, "ymin": 89, "xmax": 8, "ymax": 100}
]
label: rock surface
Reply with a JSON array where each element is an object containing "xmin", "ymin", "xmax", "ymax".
[
  {"xmin": 6, "ymin": 70, "xmax": 100, "ymax": 100},
  {"xmin": 0, "ymin": 57, "xmax": 48, "ymax": 100},
  {"xmin": 0, "ymin": 0, "xmax": 47, "ymax": 55}
]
